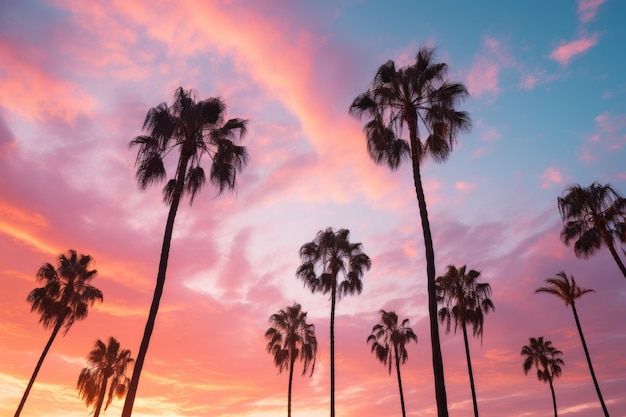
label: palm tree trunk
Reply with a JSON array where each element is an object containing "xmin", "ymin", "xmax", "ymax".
[
  {"xmin": 600, "ymin": 231, "xmax": 626, "ymax": 279},
  {"xmin": 462, "ymin": 322, "xmax": 480, "ymax": 417},
  {"xmin": 330, "ymin": 283, "xmax": 337, "ymax": 417},
  {"xmin": 14, "ymin": 319, "xmax": 63, "ymax": 417},
  {"xmin": 571, "ymin": 304, "xmax": 610, "ymax": 416},
  {"xmin": 408, "ymin": 122, "xmax": 448, "ymax": 417},
  {"xmin": 287, "ymin": 355, "xmax": 295, "ymax": 417},
  {"xmin": 93, "ymin": 376, "xmax": 109, "ymax": 417},
  {"xmin": 394, "ymin": 345, "xmax": 407, "ymax": 417},
  {"xmin": 548, "ymin": 377, "xmax": 558, "ymax": 417},
  {"xmin": 122, "ymin": 158, "xmax": 189, "ymax": 417}
]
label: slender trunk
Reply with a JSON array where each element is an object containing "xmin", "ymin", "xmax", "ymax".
[
  {"xmin": 408, "ymin": 122, "xmax": 448, "ymax": 417},
  {"xmin": 548, "ymin": 377, "xmax": 558, "ymax": 417},
  {"xmin": 599, "ymin": 230, "xmax": 626, "ymax": 279},
  {"xmin": 14, "ymin": 319, "xmax": 63, "ymax": 417},
  {"xmin": 394, "ymin": 345, "xmax": 407, "ymax": 417},
  {"xmin": 330, "ymin": 283, "xmax": 337, "ymax": 417},
  {"xmin": 122, "ymin": 157, "xmax": 189, "ymax": 417},
  {"xmin": 571, "ymin": 304, "xmax": 610, "ymax": 416},
  {"xmin": 287, "ymin": 355, "xmax": 295, "ymax": 417},
  {"xmin": 462, "ymin": 322, "xmax": 479, "ymax": 417},
  {"xmin": 93, "ymin": 376, "xmax": 109, "ymax": 417}
]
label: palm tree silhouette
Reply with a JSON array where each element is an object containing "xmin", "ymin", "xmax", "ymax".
[
  {"xmin": 265, "ymin": 303, "xmax": 317, "ymax": 417},
  {"xmin": 521, "ymin": 336, "xmax": 564, "ymax": 417},
  {"xmin": 296, "ymin": 227, "xmax": 371, "ymax": 417},
  {"xmin": 558, "ymin": 182, "xmax": 626, "ymax": 279},
  {"xmin": 350, "ymin": 46, "xmax": 471, "ymax": 417},
  {"xmin": 536, "ymin": 272, "xmax": 609, "ymax": 416},
  {"xmin": 436, "ymin": 265, "xmax": 493, "ymax": 417},
  {"xmin": 367, "ymin": 310, "xmax": 417, "ymax": 417},
  {"xmin": 122, "ymin": 87, "xmax": 248, "ymax": 417},
  {"xmin": 15, "ymin": 249, "xmax": 103, "ymax": 417},
  {"xmin": 77, "ymin": 337, "xmax": 134, "ymax": 417}
]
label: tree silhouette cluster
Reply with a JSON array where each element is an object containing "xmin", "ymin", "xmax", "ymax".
[{"xmin": 13, "ymin": 47, "xmax": 625, "ymax": 417}]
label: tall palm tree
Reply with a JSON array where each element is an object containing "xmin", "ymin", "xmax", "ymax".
[
  {"xmin": 521, "ymin": 337, "xmax": 564, "ymax": 417},
  {"xmin": 536, "ymin": 272, "xmax": 610, "ymax": 416},
  {"xmin": 296, "ymin": 227, "xmax": 371, "ymax": 417},
  {"xmin": 77, "ymin": 337, "xmax": 134, "ymax": 417},
  {"xmin": 265, "ymin": 303, "xmax": 318, "ymax": 417},
  {"xmin": 350, "ymin": 46, "xmax": 471, "ymax": 417},
  {"xmin": 558, "ymin": 182, "xmax": 626, "ymax": 279},
  {"xmin": 15, "ymin": 249, "xmax": 103, "ymax": 417},
  {"xmin": 435, "ymin": 265, "xmax": 494, "ymax": 417},
  {"xmin": 122, "ymin": 87, "xmax": 248, "ymax": 417},
  {"xmin": 367, "ymin": 310, "xmax": 417, "ymax": 417}
]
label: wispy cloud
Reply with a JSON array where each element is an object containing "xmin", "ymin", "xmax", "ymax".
[
  {"xmin": 549, "ymin": 34, "xmax": 598, "ymax": 66},
  {"xmin": 578, "ymin": 0, "xmax": 606, "ymax": 23}
]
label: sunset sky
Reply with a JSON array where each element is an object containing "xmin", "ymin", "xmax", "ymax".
[{"xmin": 1, "ymin": 1, "xmax": 625, "ymax": 416}]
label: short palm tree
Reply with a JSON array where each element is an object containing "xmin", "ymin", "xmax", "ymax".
[
  {"xmin": 350, "ymin": 46, "xmax": 471, "ymax": 417},
  {"xmin": 558, "ymin": 182, "xmax": 626, "ymax": 279},
  {"xmin": 367, "ymin": 310, "xmax": 417, "ymax": 417},
  {"xmin": 521, "ymin": 337, "xmax": 564, "ymax": 417},
  {"xmin": 536, "ymin": 272, "xmax": 609, "ymax": 416},
  {"xmin": 265, "ymin": 303, "xmax": 317, "ymax": 417},
  {"xmin": 436, "ymin": 265, "xmax": 493, "ymax": 417},
  {"xmin": 122, "ymin": 87, "xmax": 248, "ymax": 417},
  {"xmin": 296, "ymin": 227, "xmax": 371, "ymax": 417},
  {"xmin": 15, "ymin": 249, "xmax": 103, "ymax": 417},
  {"xmin": 77, "ymin": 337, "xmax": 134, "ymax": 417}
]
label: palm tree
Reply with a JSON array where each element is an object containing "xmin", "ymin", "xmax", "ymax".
[
  {"xmin": 77, "ymin": 337, "xmax": 134, "ymax": 417},
  {"xmin": 367, "ymin": 310, "xmax": 417, "ymax": 417},
  {"xmin": 536, "ymin": 272, "xmax": 610, "ymax": 416},
  {"xmin": 558, "ymin": 182, "xmax": 626, "ymax": 279},
  {"xmin": 265, "ymin": 303, "xmax": 318, "ymax": 417},
  {"xmin": 15, "ymin": 249, "xmax": 103, "ymax": 417},
  {"xmin": 296, "ymin": 227, "xmax": 371, "ymax": 417},
  {"xmin": 436, "ymin": 265, "xmax": 494, "ymax": 417},
  {"xmin": 122, "ymin": 87, "xmax": 248, "ymax": 417},
  {"xmin": 521, "ymin": 337, "xmax": 564, "ymax": 417},
  {"xmin": 350, "ymin": 46, "xmax": 471, "ymax": 417}
]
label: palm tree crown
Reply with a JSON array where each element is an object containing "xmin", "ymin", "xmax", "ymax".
[
  {"xmin": 536, "ymin": 271, "xmax": 594, "ymax": 307},
  {"xmin": 521, "ymin": 337, "xmax": 564, "ymax": 382},
  {"xmin": 350, "ymin": 45, "xmax": 471, "ymax": 417},
  {"xmin": 436, "ymin": 264, "xmax": 493, "ymax": 417},
  {"xmin": 436, "ymin": 265, "xmax": 494, "ymax": 340},
  {"xmin": 16, "ymin": 250, "xmax": 102, "ymax": 417},
  {"xmin": 367, "ymin": 310, "xmax": 417, "ymax": 417},
  {"xmin": 28, "ymin": 249, "xmax": 103, "ymax": 334},
  {"xmin": 265, "ymin": 303, "xmax": 317, "ymax": 376},
  {"xmin": 265, "ymin": 303, "xmax": 317, "ymax": 417},
  {"xmin": 296, "ymin": 227, "xmax": 370, "ymax": 417},
  {"xmin": 130, "ymin": 86, "xmax": 248, "ymax": 203},
  {"xmin": 349, "ymin": 46, "xmax": 471, "ymax": 168},
  {"xmin": 296, "ymin": 228, "xmax": 371, "ymax": 299},
  {"xmin": 558, "ymin": 181, "xmax": 626, "ymax": 279},
  {"xmin": 367, "ymin": 310, "xmax": 417, "ymax": 374},
  {"xmin": 122, "ymin": 87, "xmax": 248, "ymax": 417},
  {"xmin": 77, "ymin": 337, "xmax": 134, "ymax": 417},
  {"xmin": 521, "ymin": 337, "xmax": 564, "ymax": 417}
]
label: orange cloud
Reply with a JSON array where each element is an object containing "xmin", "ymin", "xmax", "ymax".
[{"xmin": 0, "ymin": 41, "xmax": 96, "ymax": 123}]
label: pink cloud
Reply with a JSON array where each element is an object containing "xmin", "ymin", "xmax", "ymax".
[
  {"xmin": 578, "ymin": 0, "xmax": 606, "ymax": 23},
  {"xmin": 549, "ymin": 34, "xmax": 598, "ymax": 66},
  {"xmin": 455, "ymin": 181, "xmax": 476, "ymax": 193},
  {"xmin": 465, "ymin": 37, "xmax": 514, "ymax": 98},
  {"xmin": 539, "ymin": 167, "xmax": 570, "ymax": 189}
]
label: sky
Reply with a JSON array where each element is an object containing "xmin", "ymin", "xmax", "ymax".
[{"xmin": 1, "ymin": 1, "xmax": 625, "ymax": 416}]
